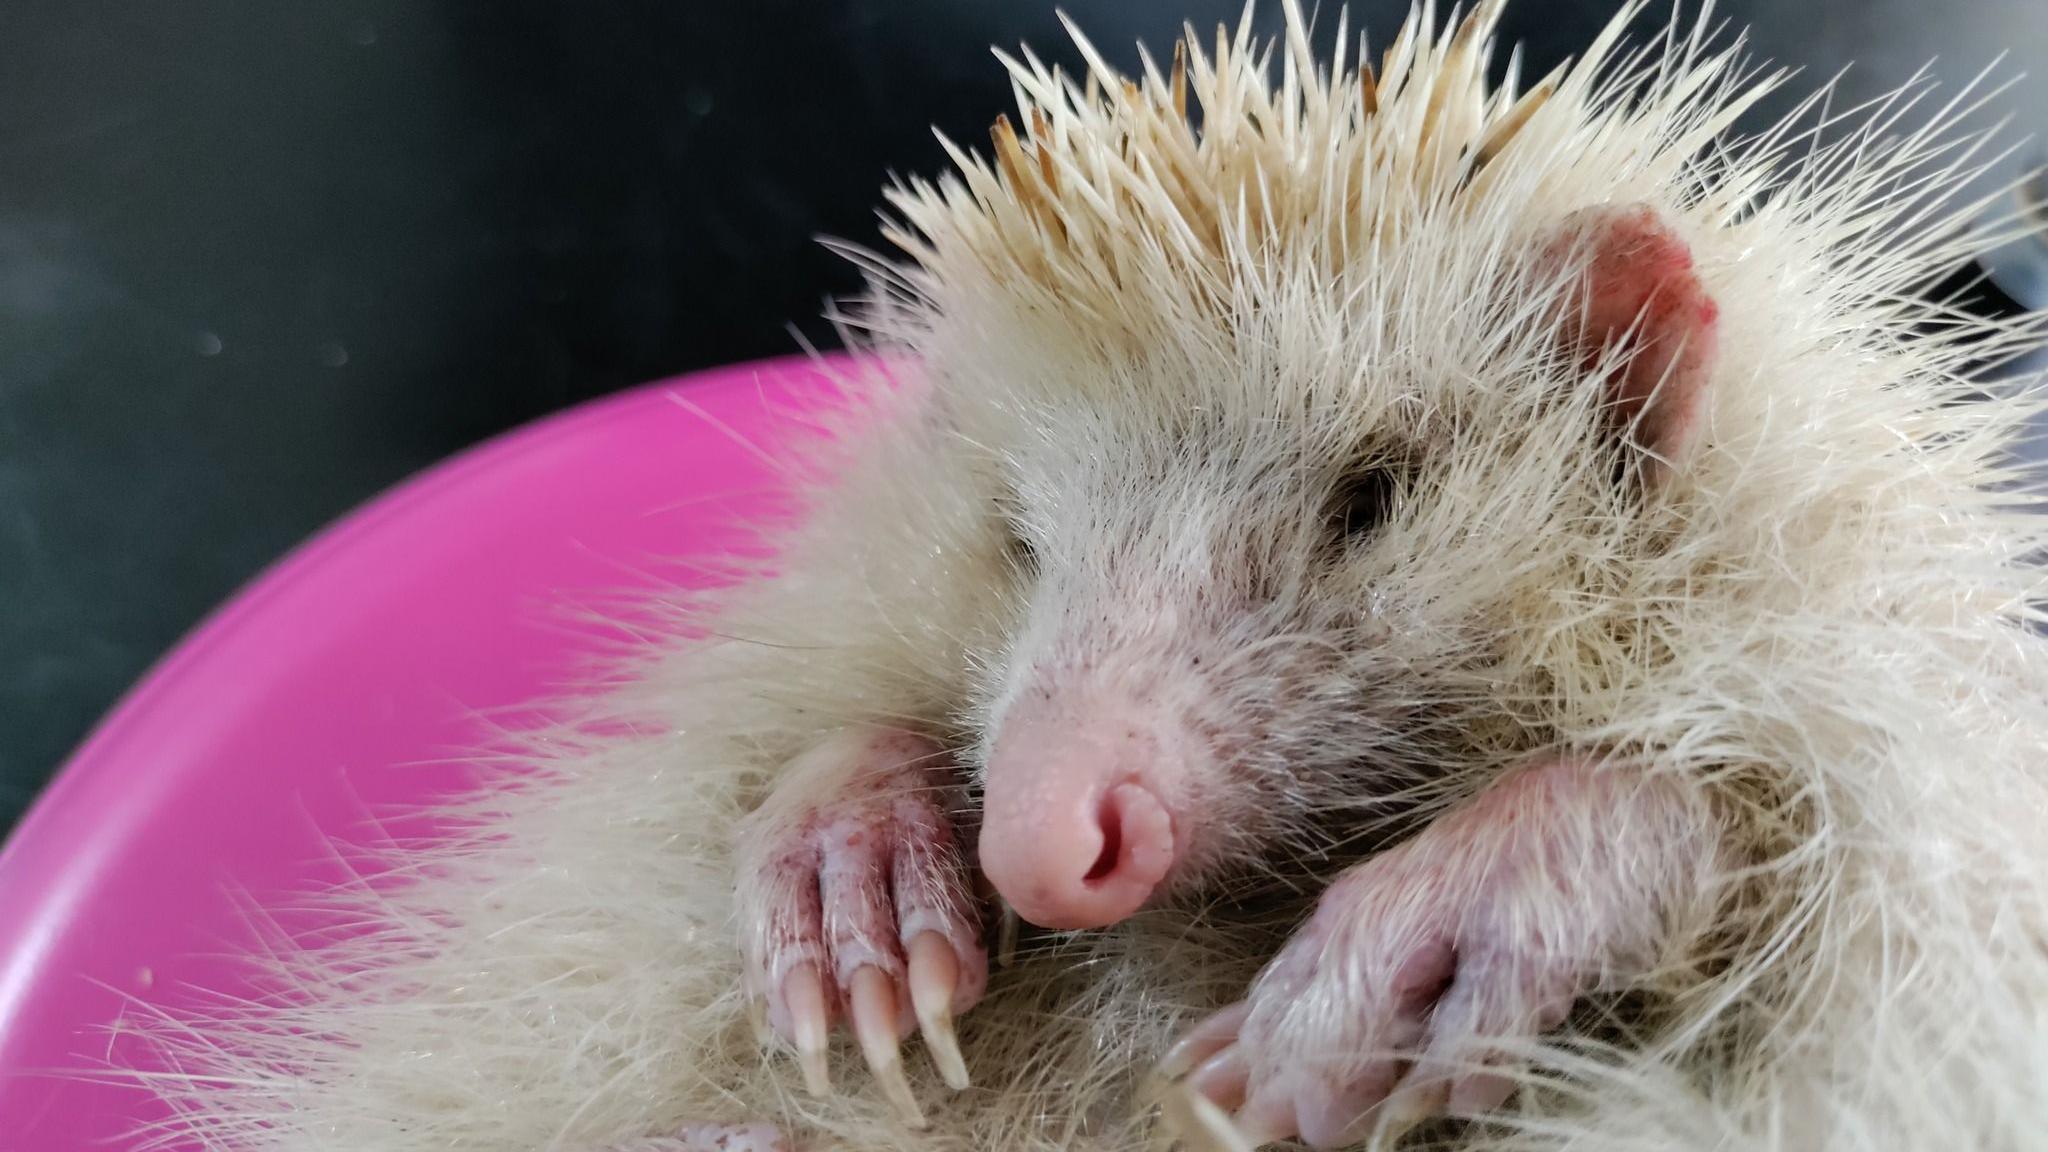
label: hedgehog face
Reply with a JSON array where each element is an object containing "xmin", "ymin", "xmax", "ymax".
[{"xmin": 968, "ymin": 205, "xmax": 1720, "ymax": 931}]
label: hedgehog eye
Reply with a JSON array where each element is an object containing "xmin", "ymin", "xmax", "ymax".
[
  {"xmin": 1328, "ymin": 466, "xmax": 1398, "ymax": 545},
  {"xmin": 1006, "ymin": 523, "xmax": 1040, "ymax": 574}
]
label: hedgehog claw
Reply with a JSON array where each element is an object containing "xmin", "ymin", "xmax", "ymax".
[
  {"xmin": 850, "ymin": 966, "xmax": 926, "ymax": 1127},
  {"xmin": 1159, "ymin": 1002, "xmax": 1251, "ymax": 1079},
  {"xmin": 1160, "ymin": 1082, "xmax": 1261, "ymax": 1152},
  {"xmin": 782, "ymin": 964, "xmax": 833, "ymax": 1097},
  {"xmin": 739, "ymin": 729, "xmax": 990, "ymax": 1113},
  {"xmin": 908, "ymin": 932, "xmax": 971, "ymax": 1090}
]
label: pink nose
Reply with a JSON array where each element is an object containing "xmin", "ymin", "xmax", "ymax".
[{"xmin": 978, "ymin": 714, "xmax": 1179, "ymax": 930}]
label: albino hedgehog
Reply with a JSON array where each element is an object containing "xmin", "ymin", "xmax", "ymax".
[{"xmin": 135, "ymin": 2, "xmax": 2048, "ymax": 1151}]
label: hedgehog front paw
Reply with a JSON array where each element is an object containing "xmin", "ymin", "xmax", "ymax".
[
  {"xmin": 735, "ymin": 727, "xmax": 989, "ymax": 1125},
  {"xmin": 1162, "ymin": 756, "xmax": 1711, "ymax": 1150}
]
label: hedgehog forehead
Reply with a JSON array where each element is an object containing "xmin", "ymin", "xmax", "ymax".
[
  {"xmin": 978, "ymin": 359, "xmax": 1429, "ymax": 492},
  {"xmin": 935, "ymin": 213, "xmax": 1579, "ymax": 485},
  {"xmin": 962, "ymin": 309, "xmax": 1571, "ymax": 497}
]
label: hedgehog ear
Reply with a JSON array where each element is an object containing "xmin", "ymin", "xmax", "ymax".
[{"xmin": 1540, "ymin": 205, "xmax": 1720, "ymax": 478}]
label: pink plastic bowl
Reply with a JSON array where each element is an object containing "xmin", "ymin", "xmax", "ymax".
[{"xmin": 0, "ymin": 356, "xmax": 844, "ymax": 1148}]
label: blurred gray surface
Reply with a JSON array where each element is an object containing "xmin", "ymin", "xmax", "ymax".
[{"xmin": 1744, "ymin": 0, "xmax": 2047, "ymax": 253}]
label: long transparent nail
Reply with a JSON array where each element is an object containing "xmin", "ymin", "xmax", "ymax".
[
  {"xmin": 1179, "ymin": 1085, "xmax": 1260, "ymax": 1152},
  {"xmin": 850, "ymin": 966, "xmax": 926, "ymax": 1127},
  {"xmin": 1155, "ymin": 1079, "xmax": 1200, "ymax": 1149},
  {"xmin": 1159, "ymin": 1002, "xmax": 1252, "ymax": 1079},
  {"xmin": 747, "ymin": 994, "xmax": 771, "ymax": 1047},
  {"xmin": 1158, "ymin": 1081, "xmax": 1242, "ymax": 1152},
  {"xmin": 907, "ymin": 932, "xmax": 970, "ymax": 1090},
  {"xmin": 782, "ymin": 964, "xmax": 832, "ymax": 1097}
]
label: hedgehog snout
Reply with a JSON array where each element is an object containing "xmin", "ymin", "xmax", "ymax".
[{"xmin": 977, "ymin": 697, "xmax": 1188, "ymax": 930}]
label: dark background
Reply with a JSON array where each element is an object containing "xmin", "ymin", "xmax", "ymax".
[{"xmin": 2, "ymin": 1, "xmax": 2042, "ymax": 832}]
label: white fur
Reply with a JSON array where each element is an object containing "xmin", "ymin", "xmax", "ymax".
[{"xmin": 127, "ymin": 2, "xmax": 2048, "ymax": 1150}]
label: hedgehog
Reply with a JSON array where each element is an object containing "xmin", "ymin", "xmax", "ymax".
[{"xmin": 131, "ymin": 2, "xmax": 2048, "ymax": 1150}]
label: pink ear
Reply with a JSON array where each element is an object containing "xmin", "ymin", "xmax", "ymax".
[{"xmin": 1542, "ymin": 205, "xmax": 1720, "ymax": 469}]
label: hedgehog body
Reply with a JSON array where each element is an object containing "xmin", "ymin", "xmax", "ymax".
[{"xmin": 137, "ymin": 4, "xmax": 2048, "ymax": 1151}]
